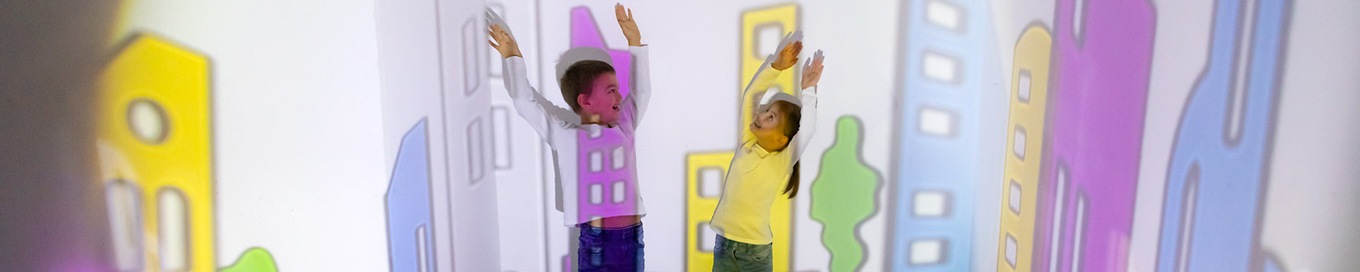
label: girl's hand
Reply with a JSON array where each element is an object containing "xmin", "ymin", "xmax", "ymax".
[
  {"xmin": 772, "ymin": 39, "xmax": 802, "ymax": 71},
  {"xmin": 801, "ymin": 50, "xmax": 825, "ymax": 89},
  {"xmin": 616, "ymin": 3, "xmax": 642, "ymax": 47},
  {"xmin": 486, "ymin": 9, "xmax": 521, "ymax": 59}
]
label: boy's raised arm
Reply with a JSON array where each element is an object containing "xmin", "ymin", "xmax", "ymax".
[
  {"xmin": 616, "ymin": 4, "xmax": 653, "ymax": 125},
  {"xmin": 488, "ymin": 9, "xmax": 573, "ymax": 147}
]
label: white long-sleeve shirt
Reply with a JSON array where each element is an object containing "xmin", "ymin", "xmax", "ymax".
[
  {"xmin": 709, "ymin": 61, "xmax": 817, "ymax": 245},
  {"xmin": 500, "ymin": 46, "xmax": 651, "ymax": 226}
]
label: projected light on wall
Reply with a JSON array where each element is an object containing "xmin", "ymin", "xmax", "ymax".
[
  {"xmin": 1031, "ymin": 0, "xmax": 1154, "ymax": 271},
  {"xmin": 887, "ymin": 0, "xmax": 992, "ymax": 270},
  {"xmin": 1154, "ymin": 0, "xmax": 1291, "ymax": 271},
  {"xmin": 996, "ymin": 25, "xmax": 1052, "ymax": 272}
]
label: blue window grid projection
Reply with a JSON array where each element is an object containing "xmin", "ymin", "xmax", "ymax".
[
  {"xmin": 889, "ymin": 0, "xmax": 990, "ymax": 271},
  {"xmin": 386, "ymin": 120, "xmax": 437, "ymax": 272},
  {"xmin": 1154, "ymin": 0, "xmax": 1288, "ymax": 271}
]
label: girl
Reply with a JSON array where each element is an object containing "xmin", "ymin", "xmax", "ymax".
[{"xmin": 709, "ymin": 36, "xmax": 825, "ymax": 272}]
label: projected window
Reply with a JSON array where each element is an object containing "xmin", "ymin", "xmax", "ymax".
[
  {"xmin": 612, "ymin": 146, "xmax": 625, "ymax": 170},
  {"xmin": 1005, "ymin": 234, "xmax": 1018, "ymax": 269},
  {"xmin": 699, "ymin": 167, "xmax": 723, "ymax": 198},
  {"xmin": 415, "ymin": 225, "xmax": 429, "ymax": 272},
  {"xmin": 913, "ymin": 190, "xmax": 949, "ymax": 218},
  {"xmin": 1017, "ymin": 70, "xmax": 1032, "ymax": 103},
  {"xmin": 612, "ymin": 180, "xmax": 626, "ymax": 204},
  {"xmin": 158, "ymin": 188, "xmax": 190, "ymax": 271},
  {"xmin": 467, "ymin": 118, "xmax": 486, "ymax": 184},
  {"xmin": 462, "ymin": 18, "xmax": 482, "ymax": 96},
  {"xmin": 698, "ymin": 223, "xmax": 717, "ymax": 253},
  {"xmin": 753, "ymin": 23, "xmax": 784, "ymax": 57},
  {"xmin": 106, "ymin": 180, "xmax": 144, "ymax": 271},
  {"xmin": 909, "ymin": 239, "xmax": 946, "ymax": 266},
  {"xmin": 590, "ymin": 183, "xmax": 603, "ymax": 205},
  {"xmin": 925, "ymin": 0, "xmax": 965, "ymax": 33},
  {"xmin": 127, "ymin": 99, "xmax": 169, "ymax": 144},
  {"xmin": 917, "ymin": 106, "xmax": 957, "ymax": 137},
  {"xmin": 589, "ymin": 151, "xmax": 603, "ymax": 173},
  {"xmin": 492, "ymin": 107, "xmax": 511, "ymax": 169},
  {"xmin": 1012, "ymin": 126, "xmax": 1027, "ymax": 161},
  {"xmin": 487, "ymin": 3, "xmax": 506, "ymax": 78},
  {"xmin": 922, "ymin": 51, "xmax": 960, "ymax": 84},
  {"xmin": 1008, "ymin": 180, "xmax": 1022, "ymax": 215}
]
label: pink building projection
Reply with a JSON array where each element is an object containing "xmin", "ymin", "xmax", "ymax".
[
  {"xmin": 1031, "ymin": 0, "xmax": 1154, "ymax": 271},
  {"xmin": 570, "ymin": 7, "xmax": 639, "ymax": 223}
]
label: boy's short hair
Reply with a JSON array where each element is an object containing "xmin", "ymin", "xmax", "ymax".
[{"xmin": 558, "ymin": 60, "xmax": 615, "ymax": 112}]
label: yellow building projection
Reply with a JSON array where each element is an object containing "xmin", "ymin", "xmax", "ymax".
[
  {"xmin": 996, "ymin": 26, "xmax": 1052, "ymax": 272},
  {"xmin": 684, "ymin": 4, "xmax": 799, "ymax": 271},
  {"xmin": 97, "ymin": 33, "xmax": 216, "ymax": 272}
]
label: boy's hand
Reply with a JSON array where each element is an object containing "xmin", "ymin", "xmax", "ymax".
[
  {"xmin": 801, "ymin": 50, "xmax": 825, "ymax": 89},
  {"xmin": 486, "ymin": 9, "xmax": 521, "ymax": 59},
  {"xmin": 615, "ymin": 3, "xmax": 642, "ymax": 47},
  {"xmin": 772, "ymin": 39, "xmax": 802, "ymax": 71},
  {"xmin": 488, "ymin": 24, "xmax": 521, "ymax": 58}
]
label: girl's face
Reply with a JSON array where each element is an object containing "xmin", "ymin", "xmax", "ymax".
[{"xmin": 749, "ymin": 102, "xmax": 790, "ymax": 148}]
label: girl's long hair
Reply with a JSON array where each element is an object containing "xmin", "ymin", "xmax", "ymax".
[{"xmin": 774, "ymin": 100, "xmax": 802, "ymax": 198}]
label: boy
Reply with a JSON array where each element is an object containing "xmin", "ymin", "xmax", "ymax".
[{"xmin": 486, "ymin": 4, "xmax": 650, "ymax": 271}]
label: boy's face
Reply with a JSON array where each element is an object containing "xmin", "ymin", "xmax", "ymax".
[
  {"xmin": 578, "ymin": 72, "xmax": 622, "ymax": 125},
  {"xmin": 749, "ymin": 102, "xmax": 790, "ymax": 147}
]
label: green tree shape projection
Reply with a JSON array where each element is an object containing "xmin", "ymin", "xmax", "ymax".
[
  {"xmin": 810, "ymin": 116, "xmax": 882, "ymax": 272},
  {"xmin": 219, "ymin": 247, "xmax": 278, "ymax": 272}
]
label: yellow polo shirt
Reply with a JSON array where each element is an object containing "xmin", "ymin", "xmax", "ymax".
[{"xmin": 708, "ymin": 63, "xmax": 818, "ymax": 245}]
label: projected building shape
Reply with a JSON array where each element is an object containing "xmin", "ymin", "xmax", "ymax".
[
  {"xmin": 684, "ymin": 4, "xmax": 798, "ymax": 271},
  {"xmin": 1030, "ymin": 0, "xmax": 1155, "ymax": 271},
  {"xmin": 886, "ymin": 0, "xmax": 992, "ymax": 271},
  {"xmin": 995, "ymin": 26, "xmax": 1052, "ymax": 272},
  {"xmin": 1154, "ymin": 0, "xmax": 1290, "ymax": 271},
  {"xmin": 96, "ymin": 33, "xmax": 216, "ymax": 272},
  {"xmin": 811, "ymin": 116, "xmax": 880, "ymax": 272},
  {"xmin": 386, "ymin": 120, "xmax": 437, "ymax": 272},
  {"xmin": 569, "ymin": 6, "xmax": 640, "ymax": 224}
]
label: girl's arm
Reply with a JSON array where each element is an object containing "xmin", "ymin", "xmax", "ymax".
[{"xmin": 790, "ymin": 51, "xmax": 825, "ymax": 160}]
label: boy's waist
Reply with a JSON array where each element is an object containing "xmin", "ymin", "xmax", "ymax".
[{"xmin": 586, "ymin": 215, "xmax": 642, "ymax": 228}]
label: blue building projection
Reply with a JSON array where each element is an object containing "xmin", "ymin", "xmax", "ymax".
[
  {"xmin": 386, "ymin": 120, "xmax": 436, "ymax": 272},
  {"xmin": 1154, "ymin": 0, "xmax": 1291, "ymax": 271},
  {"xmin": 887, "ymin": 0, "xmax": 991, "ymax": 271}
]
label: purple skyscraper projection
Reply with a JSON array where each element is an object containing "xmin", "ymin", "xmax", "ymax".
[
  {"xmin": 570, "ymin": 6, "xmax": 639, "ymax": 223},
  {"xmin": 1032, "ymin": 0, "xmax": 1154, "ymax": 272}
]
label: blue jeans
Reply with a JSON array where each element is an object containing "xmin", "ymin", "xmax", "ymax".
[
  {"xmin": 712, "ymin": 235, "xmax": 772, "ymax": 272},
  {"xmin": 577, "ymin": 222, "xmax": 644, "ymax": 271}
]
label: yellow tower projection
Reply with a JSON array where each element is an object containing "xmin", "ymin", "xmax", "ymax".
[
  {"xmin": 684, "ymin": 4, "xmax": 798, "ymax": 271},
  {"xmin": 996, "ymin": 26, "xmax": 1051, "ymax": 272},
  {"xmin": 97, "ymin": 33, "xmax": 215, "ymax": 272}
]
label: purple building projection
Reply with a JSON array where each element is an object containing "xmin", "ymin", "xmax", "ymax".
[
  {"xmin": 1031, "ymin": 0, "xmax": 1155, "ymax": 272},
  {"xmin": 569, "ymin": 6, "xmax": 640, "ymax": 225}
]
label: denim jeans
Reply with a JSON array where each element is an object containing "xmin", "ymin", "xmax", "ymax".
[
  {"xmin": 712, "ymin": 235, "xmax": 772, "ymax": 272},
  {"xmin": 577, "ymin": 222, "xmax": 644, "ymax": 272}
]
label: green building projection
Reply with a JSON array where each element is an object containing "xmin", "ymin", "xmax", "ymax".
[
  {"xmin": 219, "ymin": 247, "xmax": 278, "ymax": 272},
  {"xmin": 810, "ymin": 116, "xmax": 882, "ymax": 272}
]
